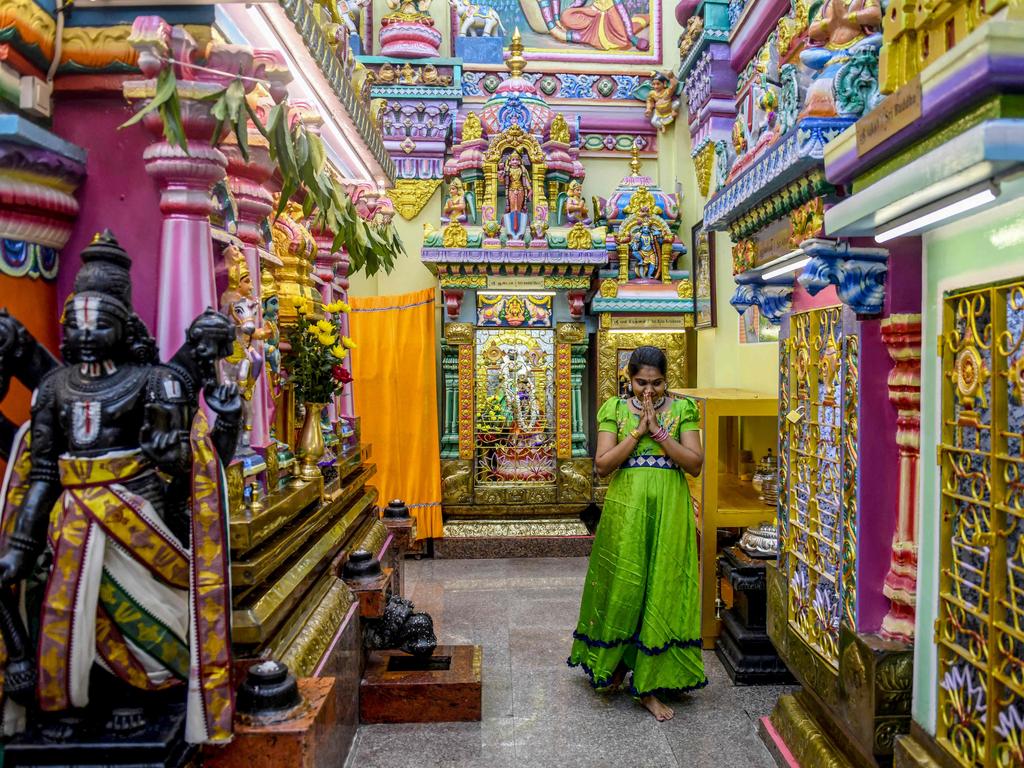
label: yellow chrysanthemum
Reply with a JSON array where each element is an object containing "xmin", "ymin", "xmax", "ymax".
[
  {"xmin": 297, "ymin": 302, "xmax": 309, "ymax": 316},
  {"xmin": 325, "ymin": 300, "xmax": 344, "ymax": 313},
  {"xmin": 342, "ymin": 336, "xmax": 357, "ymax": 350},
  {"xmin": 331, "ymin": 345, "xmax": 348, "ymax": 359},
  {"xmin": 315, "ymin": 319, "xmax": 335, "ymax": 334},
  {"xmin": 317, "ymin": 334, "xmax": 336, "ymax": 347},
  {"xmin": 290, "ymin": 295, "xmax": 306, "ymax": 308},
  {"xmin": 335, "ymin": 301, "xmax": 351, "ymax": 313}
]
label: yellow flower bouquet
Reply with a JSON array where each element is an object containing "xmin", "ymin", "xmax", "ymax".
[{"xmin": 286, "ymin": 297, "xmax": 354, "ymax": 402}]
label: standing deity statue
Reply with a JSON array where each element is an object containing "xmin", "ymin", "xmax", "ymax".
[
  {"xmin": 644, "ymin": 71, "xmax": 681, "ymax": 132},
  {"xmin": 630, "ymin": 213, "xmax": 661, "ymax": 280},
  {"xmin": 500, "ymin": 152, "xmax": 532, "ymax": 215},
  {"xmin": 0, "ymin": 231, "xmax": 242, "ymax": 745},
  {"xmin": 219, "ymin": 246, "xmax": 266, "ymax": 451}
]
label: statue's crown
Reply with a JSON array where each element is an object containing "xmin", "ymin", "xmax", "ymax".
[{"xmin": 74, "ymin": 229, "xmax": 133, "ymax": 311}]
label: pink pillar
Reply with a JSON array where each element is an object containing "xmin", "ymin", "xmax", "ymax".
[
  {"xmin": 144, "ymin": 138, "xmax": 225, "ymax": 358},
  {"xmin": 334, "ymin": 251, "xmax": 354, "ymax": 418},
  {"xmin": 312, "ymin": 227, "xmax": 345, "ymax": 424},
  {"xmin": 879, "ymin": 314, "xmax": 922, "ymax": 642},
  {"xmin": 125, "ymin": 19, "xmax": 248, "ymax": 358}
]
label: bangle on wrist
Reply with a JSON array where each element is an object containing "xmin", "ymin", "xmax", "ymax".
[{"xmin": 629, "ymin": 429, "xmax": 642, "ymax": 441}]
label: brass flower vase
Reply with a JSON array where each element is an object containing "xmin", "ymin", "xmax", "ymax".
[{"xmin": 297, "ymin": 402, "xmax": 326, "ymax": 482}]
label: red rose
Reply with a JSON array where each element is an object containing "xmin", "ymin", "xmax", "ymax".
[{"xmin": 333, "ymin": 365, "xmax": 353, "ymax": 383}]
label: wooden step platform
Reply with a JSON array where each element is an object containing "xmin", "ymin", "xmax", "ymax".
[{"xmin": 360, "ymin": 645, "xmax": 482, "ymax": 724}]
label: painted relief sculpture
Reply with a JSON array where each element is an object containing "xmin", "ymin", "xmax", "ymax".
[
  {"xmin": 636, "ymin": 70, "xmax": 681, "ymax": 132},
  {"xmin": 800, "ymin": 0, "xmax": 882, "ymax": 118},
  {"xmin": 535, "ymin": 0, "xmax": 652, "ymax": 51},
  {"xmin": 379, "ymin": 0, "xmax": 443, "ymax": 56},
  {"xmin": 450, "ymin": 0, "xmax": 507, "ymax": 36},
  {"xmin": 0, "ymin": 232, "xmax": 241, "ymax": 745}
]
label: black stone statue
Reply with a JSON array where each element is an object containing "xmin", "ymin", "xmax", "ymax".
[
  {"xmin": 0, "ymin": 311, "xmax": 59, "ymax": 462},
  {"xmin": 0, "ymin": 231, "xmax": 243, "ymax": 755}
]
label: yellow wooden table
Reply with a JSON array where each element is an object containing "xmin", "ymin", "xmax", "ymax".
[{"xmin": 671, "ymin": 388, "xmax": 778, "ymax": 649}]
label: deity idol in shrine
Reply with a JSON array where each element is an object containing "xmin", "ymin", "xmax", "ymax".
[
  {"xmin": 0, "ymin": 232, "xmax": 241, "ymax": 744},
  {"xmin": 630, "ymin": 212, "xmax": 662, "ymax": 280},
  {"xmin": 564, "ymin": 180, "xmax": 588, "ymax": 225}
]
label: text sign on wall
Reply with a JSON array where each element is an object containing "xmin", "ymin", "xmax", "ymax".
[
  {"xmin": 610, "ymin": 316, "xmax": 682, "ymax": 331},
  {"xmin": 487, "ymin": 275, "xmax": 546, "ymax": 290},
  {"xmin": 856, "ymin": 77, "xmax": 922, "ymax": 156},
  {"xmin": 753, "ymin": 217, "xmax": 796, "ymax": 265}
]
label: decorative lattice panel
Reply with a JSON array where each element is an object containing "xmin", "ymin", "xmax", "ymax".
[
  {"xmin": 783, "ymin": 305, "xmax": 856, "ymax": 668},
  {"xmin": 936, "ymin": 278, "xmax": 1024, "ymax": 767}
]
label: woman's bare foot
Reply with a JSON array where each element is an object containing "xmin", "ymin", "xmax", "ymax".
[
  {"xmin": 609, "ymin": 663, "xmax": 627, "ymax": 690},
  {"xmin": 640, "ymin": 695, "xmax": 674, "ymax": 721}
]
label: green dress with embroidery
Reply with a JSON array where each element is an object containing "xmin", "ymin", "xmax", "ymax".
[{"xmin": 569, "ymin": 396, "xmax": 707, "ymax": 698}]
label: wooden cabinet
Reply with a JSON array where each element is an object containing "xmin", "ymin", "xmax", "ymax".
[{"xmin": 671, "ymin": 388, "xmax": 778, "ymax": 649}]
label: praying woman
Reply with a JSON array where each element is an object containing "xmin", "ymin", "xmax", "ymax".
[{"xmin": 569, "ymin": 346, "xmax": 707, "ymax": 721}]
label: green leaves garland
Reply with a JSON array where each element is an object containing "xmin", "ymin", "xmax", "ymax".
[
  {"xmin": 119, "ymin": 67, "xmax": 187, "ymax": 152},
  {"xmin": 123, "ymin": 71, "xmax": 403, "ymax": 277}
]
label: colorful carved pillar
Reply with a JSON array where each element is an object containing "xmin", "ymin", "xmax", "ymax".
[
  {"xmin": 124, "ymin": 18, "xmax": 251, "ymax": 357},
  {"xmin": 879, "ymin": 314, "xmax": 922, "ymax": 642},
  {"xmin": 333, "ymin": 248, "xmax": 355, "ymax": 419}
]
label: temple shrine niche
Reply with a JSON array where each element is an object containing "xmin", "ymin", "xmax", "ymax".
[
  {"xmin": 424, "ymin": 32, "xmax": 604, "ymax": 547},
  {"xmin": 590, "ymin": 146, "xmax": 694, "ymax": 500}
]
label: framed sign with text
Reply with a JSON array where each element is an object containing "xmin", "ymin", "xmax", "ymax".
[{"xmin": 692, "ymin": 222, "xmax": 716, "ymax": 330}]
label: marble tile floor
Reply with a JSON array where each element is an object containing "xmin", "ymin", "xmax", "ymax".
[{"xmin": 347, "ymin": 557, "xmax": 794, "ymax": 768}]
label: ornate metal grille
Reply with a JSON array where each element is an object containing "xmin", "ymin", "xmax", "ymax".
[
  {"xmin": 783, "ymin": 305, "xmax": 852, "ymax": 668},
  {"xmin": 936, "ymin": 278, "xmax": 1024, "ymax": 767}
]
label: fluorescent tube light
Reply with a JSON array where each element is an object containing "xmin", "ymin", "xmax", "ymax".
[
  {"xmin": 762, "ymin": 255, "xmax": 810, "ymax": 281},
  {"xmin": 875, "ymin": 186, "xmax": 998, "ymax": 243}
]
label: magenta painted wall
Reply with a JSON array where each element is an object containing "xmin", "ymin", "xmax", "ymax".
[
  {"xmin": 52, "ymin": 90, "xmax": 163, "ymax": 334},
  {"xmin": 792, "ymin": 280, "xmax": 839, "ymax": 311},
  {"xmin": 854, "ymin": 242, "xmax": 923, "ymax": 634}
]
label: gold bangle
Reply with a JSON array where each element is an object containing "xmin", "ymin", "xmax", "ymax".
[{"xmin": 629, "ymin": 429, "xmax": 642, "ymax": 441}]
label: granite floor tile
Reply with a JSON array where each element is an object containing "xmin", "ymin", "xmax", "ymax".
[
  {"xmin": 348, "ymin": 557, "xmax": 789, "ymax": 768},
  {"xmin": 350, "ymin": 717, "xmax": 515, "ymax": 768}
]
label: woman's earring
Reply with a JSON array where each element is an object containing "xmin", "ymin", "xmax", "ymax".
[{"xmin": 625, "ymin": 382, "xmax": 633, "ymax": 396}]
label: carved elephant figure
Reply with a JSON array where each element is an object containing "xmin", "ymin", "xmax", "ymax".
[{"xmin": 449, "ymin": 0, "xmax": 505, "ymax": 37}]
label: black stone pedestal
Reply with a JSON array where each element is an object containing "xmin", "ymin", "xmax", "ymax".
[
  {"xmin": 5, "ymin": 704, "xmax": 195, "ymax": 768},
  {"xmin": 715, "ymin": 547, "xmax": 795, "ymax": 686}
]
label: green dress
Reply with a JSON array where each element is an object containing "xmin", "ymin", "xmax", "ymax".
[{"xmin": 569, "ymin": 396, "xmax": 707, "ymax": 698}]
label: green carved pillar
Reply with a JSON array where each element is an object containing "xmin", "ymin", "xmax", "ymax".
[
  {"xmin": 571, "ymin": 342, "xmax": 588, "ymax": 457},
  {"xmin": 441, "ymin": 340, "xmax": 460, "ymax": 458}
]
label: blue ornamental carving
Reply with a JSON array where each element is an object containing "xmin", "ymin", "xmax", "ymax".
[
  {"xmin": 731, "ymin": 272, "xmax": 794, "ymax": 324},
  {"xmin": 497, "ymin": 93, "xmax": 532, "ymax": 131},
  {"xmin": 559, "ymin": 74, "xmax": 599, "ymax": 100},
  {"xmin": 797, "ymin": 238, "xmax": 889, "ymax": 315}
]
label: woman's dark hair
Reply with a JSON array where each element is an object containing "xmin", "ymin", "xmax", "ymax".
[{"xmin": 627, "ymin": 346, "xmax": 668, "ymax": 377}]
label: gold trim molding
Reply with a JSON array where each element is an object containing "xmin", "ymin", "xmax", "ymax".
[{"xmin": 597, "ymin": 329, "xmax": 689, "ymax": 405}]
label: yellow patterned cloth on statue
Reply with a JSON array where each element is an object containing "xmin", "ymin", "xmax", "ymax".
[{"xmin": 30, "ymin": 410, "xmax": 232, "ymax": 744}]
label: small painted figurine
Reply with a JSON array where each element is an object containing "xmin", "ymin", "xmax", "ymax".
[
  {"xmin": 442, "ymin": 178, "xmax": 469, "ymax": 223},
  {"xmin": 0, "ymin": 232, "xmax": 241, "ymax": 744},
  {"xmin": 384, "ymin": 0, "xmax": 431, "ymax": 19},
  {"xmin": 219, "ymin": 246, "xmax": 266, "ymax": 450},
  {"xmin": 564, "ymin": 180, "xmax": 589, "ymax": 224},
  {"xmin": 630, "ymin": 214, "xmax": 661, "ymax": 280},
  {"xmin": 644, "ymin": 71, "xmax": 680, "ymax": 132}
]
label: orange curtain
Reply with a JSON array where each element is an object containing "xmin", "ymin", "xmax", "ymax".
[{"xmin": 349, "ymin": 287, "xmax": 442, "ymax": 539}]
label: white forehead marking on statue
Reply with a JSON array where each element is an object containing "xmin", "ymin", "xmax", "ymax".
[{"xmin": 73, "ymin": 296, "xmax": 101, "ymax": 330}]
